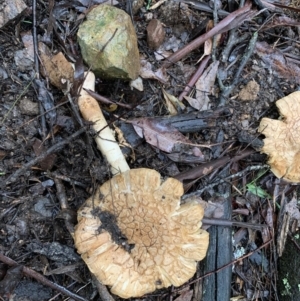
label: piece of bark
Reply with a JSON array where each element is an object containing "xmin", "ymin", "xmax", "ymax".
[
  {"xmin": 216, "ymin": 171, "xmax": 232, "ymax": 301},
  {"xmin": 147, "ymin": 19, "xmax": 165, "ymax": 50},
  {"xmin": 200, "ymin": 166, "xmax": 232, "ymax": 301},
  {"xmin": 0, "ymin": 0, "xmax": 27, "ymax": 28},
  {"xmin": 237, "ymin": 131, "xmax": 263, "ymax": 150},
  {"xmin": 150, "ymin": 107, "xmax": 232, "ymax": 133}
]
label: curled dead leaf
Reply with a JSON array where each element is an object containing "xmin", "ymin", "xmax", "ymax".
[
  {"xmin": 130, "ymin": 117, "xmax": 205, "ymax": 157},
  {"xmin": 139, "ymin": 59, "xmax": 168, "ymax": 83},
  {"xmin": 255, "ymin": 42, "xmax": 300, "ymax": 84},
  {"xmin": 39, "ymin": 43, "xmax": 74, "ymax": 91},
  {"xmin": 184, "ymin": 61, "xmax": 219, "ymax": 111},
  {"xmin": 162, "ymin": 89, "xmax": 185, "ymax": 115}
]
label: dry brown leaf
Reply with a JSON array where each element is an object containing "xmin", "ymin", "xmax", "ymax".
[
  {"xmin": 261, "ymin": 15, "xmax": 300, "ymax": 30},
  {"xmin": 261, "ymin": 0, "xmax": 300, "ymax": 13},
  {"xmin": 39, "ymin": 43, "xmax": 74, "ymax": 90},
  {"xmin": 162, "ymin": 89, "xmax": 185, "ymax": 115},
  {"xmin": 130, "ymin": 117, "xmax": 205, "ymax": 154},
  {"xmin": 197, "ymin": 20, "xmax": 221, "ymax": 64},
  {"xmin": 32, "ymin": 138, "xmax": 56, "ymax": 170},
  {"xmin": 185, "ymin": 61, "xmax": 219, "ymax": 111},
  {"xmin": 139, "ymin": 59, "xmax": 168, "ymax": 83},
  {"xmin": 154, "ymin": 49, "xmax": 173, "ymax": 61},
  {"xmin": 255, "ymin": 42, "xmax": 300, "ymax": 84}
]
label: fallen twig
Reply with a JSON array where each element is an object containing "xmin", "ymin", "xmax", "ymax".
[
  {"xmin": 54, "ymin": 177, "xmax": 75, "ymax": 236},
  {"xmin": 178, "ymin": 55, "xmax": 210, "ymax": 101},
  {"xmin": 91, "ymin": 274, "xmax": 116, "ymax": 301},
  {"xmin": 218, "ymin": 31, "xmax": 258, "ymax": 106},
  {"xmin": 176, "ymin": 0, "xmax": 229, "ymax": 17},
  {"xmin": 182, "ymin": 163, "xmax": 269, "ymax": 199},
  {"xmin": 0, "ymin": 253, "xmax": 88, "ymax": 301},
  {"xmin": 2, "ymin": 127, "xmax": 86, "ymax": 186},
  {"xmin": 202, "ymin": 217, "xmax": 267, "ymax": 231},
  {"xmin": 162, "ymin": 1, "xmax": 254, "ymax": 68},
  {"xmin": 84, "ymin": 88, "xmax": 134, "ymax": 109}
]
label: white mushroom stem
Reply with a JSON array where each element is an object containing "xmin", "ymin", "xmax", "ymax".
[{"xmin": 78, "ymin": 71, "xmax": 130, "ymax": 175}]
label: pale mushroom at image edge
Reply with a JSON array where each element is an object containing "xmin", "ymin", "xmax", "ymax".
[
  {"xmin": 73, "ymin": 72, "xmax": 209, "ymax": 299},
  {"xmin": 258, "ymin": 91, "xmax": 300, "ymax": 183}
]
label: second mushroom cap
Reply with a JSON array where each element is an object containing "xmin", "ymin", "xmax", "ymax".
[{"xmin": 258, "ymin": 91, "xmax": 300, "ymax": 182}]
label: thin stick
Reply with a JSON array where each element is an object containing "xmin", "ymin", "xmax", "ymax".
[
  {"xmin": 219, "ymin": 31, "xmax": 258, "ymax": 106},
  {"xmin": 32, "ymin": 0, "xmax": 39, "ymax": 79},
  {"xmin": 162, "ymin": 1, "xmax": 252, "ymax": 68},
  {"xmin": 182, "ymin": 164, "xmax": 269, "ymax": 198},
  {"xmin": 91, "ymin": 274, "xmax": 116, "ymax": 301},
  {"xmin": 0, "ymin": 253, "xmax": 88, "ymax": 301},
  {"xmin": 54, "ymin": 177, "xmax": 75, "ymax": 236},
  {"xmin": 202, "ymin": 217, "xmax": 267, "ymax": 231},
  {"xmin": 83, "ymin": 88, "xmax": 134, "ymax": 109},
  {"xmin": 2, "ymin": 127, "xmax": 86, "ymax": 186},
  {"xmin": 178, "ymin": 55, "xmax": 210, "ymax": 101}
]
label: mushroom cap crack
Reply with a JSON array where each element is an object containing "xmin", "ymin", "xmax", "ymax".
[{"xmin": 74, "ymin": 168, "xmax": 209, "ymax": 298}]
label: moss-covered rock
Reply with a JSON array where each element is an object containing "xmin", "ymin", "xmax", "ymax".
[{"xmin": 77, "ymin": 5, "xmax": 140, "ymax": 80}]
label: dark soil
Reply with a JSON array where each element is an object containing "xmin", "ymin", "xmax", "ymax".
[{"xmin": 1, "ymin": 0, "xmax": 300, "ymax": 300}]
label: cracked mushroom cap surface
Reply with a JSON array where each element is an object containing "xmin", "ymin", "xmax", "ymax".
[
  {"xmin": 74, "ymin": 168, "xmax": 209, "ymax": 298},
  {"xmin": 258, "ymin": 91, "xmax": 300, "ymax": 182}
]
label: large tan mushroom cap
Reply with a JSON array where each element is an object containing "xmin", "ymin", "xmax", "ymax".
[
  {"xmin": 258, "ymin": 91, "xmax": 300, "ymax": 182},
  {"xmin": 74, "ymin": 168, "xmax": 209, "ymax": 298}
]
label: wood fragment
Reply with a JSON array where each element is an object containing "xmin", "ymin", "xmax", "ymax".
[{"xmin": 0, "ymin": 253, "xmax": 88, "ymax": 301}]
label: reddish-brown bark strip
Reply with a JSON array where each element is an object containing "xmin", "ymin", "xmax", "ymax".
[
  {"xmin": 178, "ymin": 55, "xmax": 210, "ymax": 101},
  {"xmin": 162, "ymin": 1, "xmax": 254, "ymax": 68}
]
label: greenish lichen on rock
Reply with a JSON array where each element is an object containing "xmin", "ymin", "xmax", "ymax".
[{"xmin": 77, "ymin": 5, "xmax": 140, "ymax": 80}]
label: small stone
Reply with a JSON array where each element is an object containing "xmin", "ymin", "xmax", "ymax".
[
  {"xmin": 78, "ymin": 5, "xmax": 140, "ymax": 80},
  {"xmin": 0, "ymin": 0, "xmax": 27, "ymax": 28},
  {"xmin": 147, "ymin": 19, "xmax": 165, "ymax": 50},
  {"xmin": 238, "ymin": 80, "xmax": 260, "ymax": 101},
  {"xmin": 34, "ymin": 197, "xmax": 52, "ymax": 217},
  {"xmin": 132, "ymin": 0, "xmax": 144, "ymax": 14},
  {"xmin": 19, "ymin": 98, "xmax": 39, "ymax": 115},
  {"xmin": 130, "ymin": 76, "xmax": 143, "ymax": 91},
  {"xmin": 14, "ymin": 49, "xmax": 34, "ymax": 71},
  {"xmin": 241, "ymin": 119, "xmax": 249, "ymax": 129}
]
